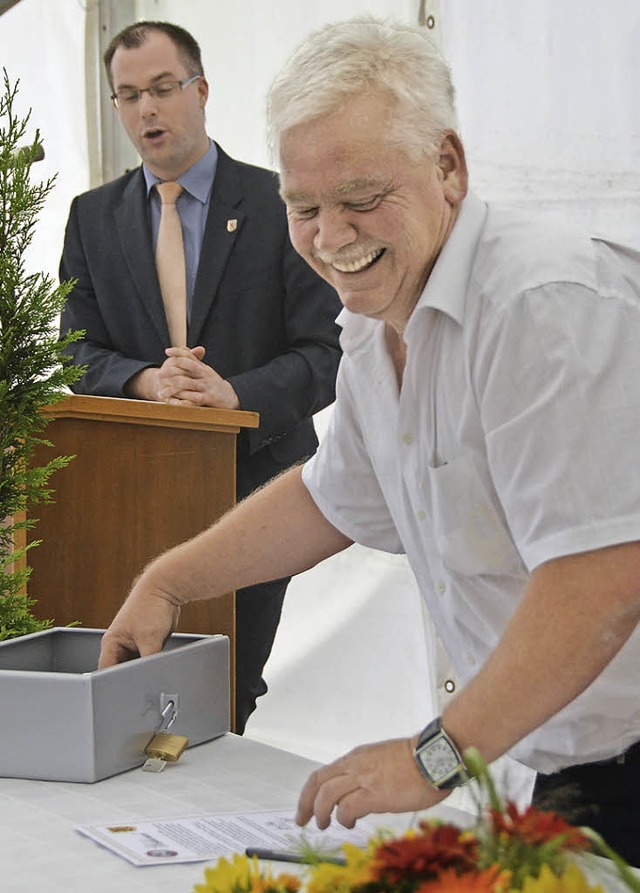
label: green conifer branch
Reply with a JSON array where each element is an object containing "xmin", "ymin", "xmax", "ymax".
[{"xmin": 0, "ymin": 69, "xmax": 85, "ymax": 638}]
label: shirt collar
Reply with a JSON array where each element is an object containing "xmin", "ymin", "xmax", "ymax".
[
  {"xmin": 143, "ymin": 138, "xmax": 218, "ymax": 202},
  {"xmin": 408, "ymin": 191, "xmax": 487, "ymax": 330}
]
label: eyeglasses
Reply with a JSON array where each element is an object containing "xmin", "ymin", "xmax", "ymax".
[{"xmin": 111, "ymin": 74, "xmax": 201, "ymax": 109}]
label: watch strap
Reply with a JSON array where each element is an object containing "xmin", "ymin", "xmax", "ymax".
[{"xmin": 414, "ymin": 717, "xmax": 471, "ymax": 790}]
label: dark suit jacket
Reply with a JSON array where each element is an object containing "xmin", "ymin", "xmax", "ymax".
[{"xmin": 59, "ymin": 144, "xmax": 342, "ymax": 499}]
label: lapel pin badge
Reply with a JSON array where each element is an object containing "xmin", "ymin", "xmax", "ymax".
[{"xmin": 226, "ymin": 219, "xmax": 238, "ymax": 233}]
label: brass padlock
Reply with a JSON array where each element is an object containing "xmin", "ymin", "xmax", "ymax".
[{"xmin": 145, "ymin": 731, "xmax": 189, "ymax": 762}]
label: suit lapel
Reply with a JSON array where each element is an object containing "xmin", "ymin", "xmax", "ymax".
[
  {"xmin": 189, "ymin": 147, "xmax": 246, "ymax": 344},
  {"xmin": 115, "ymin": 169, "xmax": 170, "ymax": 345}
]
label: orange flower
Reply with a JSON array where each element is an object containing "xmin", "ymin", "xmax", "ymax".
[
  {"xmin": 489, "ymin": 804, "xmax": 591, "ymax": 852},
  {"xmin": 264, "ymin": 874, "xmax": 301, "ymax": 893},
  {"xmin": 415, "ymin": 865, "xmax": 509, "ymax": 892},
  {"xmin": 371, "ymin": 824, "xmax": 479, "ymax": 883}
]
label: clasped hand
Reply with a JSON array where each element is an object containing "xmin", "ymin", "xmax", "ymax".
[{"xmin": 157, "ymin": 346, "xmax": 240, "ymax": 409}]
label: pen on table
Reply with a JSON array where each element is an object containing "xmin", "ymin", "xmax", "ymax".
[{"xmin": 245, "ymin": 847, "xmax": 347, "ymax": 866}]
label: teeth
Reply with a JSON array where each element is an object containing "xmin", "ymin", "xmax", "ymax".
[{"xmin": 332, "ymin": 248, "xmax": 383, "ymax": 273}]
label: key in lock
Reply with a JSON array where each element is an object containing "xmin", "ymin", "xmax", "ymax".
[{"xmin": 143, "ymin": 696, "xmax": 189, "ymax": 772}]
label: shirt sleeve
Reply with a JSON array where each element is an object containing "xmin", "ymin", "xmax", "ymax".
[
  {"xmin": 475, "ymin": 243, "xmax": 640, "ymax": 572},
  {"xmin": 302, "ymin": 363, "xmax": 404, "ymax": 554}
]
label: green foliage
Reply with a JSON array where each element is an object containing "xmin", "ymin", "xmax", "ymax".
[{"xmin": 0, "ymin": 69, "xmax": 84, "ymax": 639}]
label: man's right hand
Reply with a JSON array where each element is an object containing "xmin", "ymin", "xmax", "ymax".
[{"xmin": 98, "ymin": 585, "xmax": 181, "ymax": 668}]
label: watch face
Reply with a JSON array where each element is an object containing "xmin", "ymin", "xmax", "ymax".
[{"xmin": 420, "ymin": 736, "xmax": 459, "ymax": 782}]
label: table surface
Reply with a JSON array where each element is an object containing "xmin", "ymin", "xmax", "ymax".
[
  {"xmin": 1, "ymin": 734, "xmax": 321, "ymax": 893},
  {"xmin": 5, "ymin": 733, "xmax": 627, "ymax": 893},
  {"xmin": 1, "ymin": 732, "xmax": 474, "ymax": 893}
]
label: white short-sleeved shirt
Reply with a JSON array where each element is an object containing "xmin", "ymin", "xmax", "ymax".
[{"xmin": 303, "ymin": 191, "xmax": 640, "ymax": 773}]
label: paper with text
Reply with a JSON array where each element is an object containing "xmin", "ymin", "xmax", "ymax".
[{"xmin": 76, "ymin": 809, "xmax": 379, "ymax": 867}]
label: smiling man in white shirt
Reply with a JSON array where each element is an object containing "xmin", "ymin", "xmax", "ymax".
[{"xmin": 98, "ymin": 18, "xmax": 640, "ymax": 864}]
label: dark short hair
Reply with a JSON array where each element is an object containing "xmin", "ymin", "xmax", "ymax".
[{"xmin": 104, "ymin": 21, "xmax": 205, "ymax": 89}]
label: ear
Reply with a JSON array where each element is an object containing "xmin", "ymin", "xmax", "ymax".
[
  {"xmin": 436, "ymin": 131, "xmax": 468, "ymax": 205},
  {"xmin": 197, "ymin": 76, "xmax": 209, "ymax": 108}
]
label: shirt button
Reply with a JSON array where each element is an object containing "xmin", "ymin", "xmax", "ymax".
[
  {"xmin": 437, "ymin": 580, "xmax": 446, "ymax": 594},
  {"xmin": 416, "ymin": 509, "xmax": 426, "ymax": 520},
  {"xmin": 444, "ymin": 679, "xmax": 456, "ymax": 693},
  {"xmin": 466, "ymin": 653, "xmax": 477, "ymax": 666},
  {"xmin": 402, "ymin": 432, "xmax": 414, "ymax": 444}
]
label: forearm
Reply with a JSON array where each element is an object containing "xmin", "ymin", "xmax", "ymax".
[
  {"xmin": 441, "ymin": 541, "xmax": 640, "ymax": 763},
  {"xmin": 60, "ymin": 284, "xmax": 155, "ymax": 398},
  {"xmin": 66, "ymin": 339, "xmax": 155, "ymax": 398},
  {"xmin": 100, "ymin": 465, "xmax": 352, "ymax": 667},
  {"xmin": 296, "ymin": 541, "xmax": 640, "ymax": 830},
  {"xmin": 137, "ymin": 464, "xmax": 352, "ymax": 607}
]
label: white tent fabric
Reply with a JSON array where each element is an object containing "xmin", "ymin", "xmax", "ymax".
[
  {"xmin": 442, "ymin": 0, "xmax": 640, "ymax": 243},
  {"xmin": 1, "ymin": 0, "xmax": 638, "ymax": 810},
  {"xmin": 0, "ymin": 0, "xmax": 88, "ymax": 284}
]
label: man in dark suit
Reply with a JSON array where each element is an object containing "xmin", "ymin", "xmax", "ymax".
[{"xmin": 59, "ymin": 21, "xmax": 341, "ymax": 733}]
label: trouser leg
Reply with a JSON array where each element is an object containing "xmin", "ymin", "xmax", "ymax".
[
  {"xmin": 233, "ymin": 576, "xmax": 289, "ymax": 735},
  {"xmin": 532, "ymin": 744, "xmax": 640, "ymax": 867}
]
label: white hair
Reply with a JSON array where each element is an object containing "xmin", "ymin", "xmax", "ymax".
[{"xmin": 267, "ymin": 17, "xmax": 458, "ymax": 167}]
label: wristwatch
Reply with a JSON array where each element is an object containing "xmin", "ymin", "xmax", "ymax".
[{"xmin": 413, "ymin": 717, "xmax": 471, "ymax": 790}]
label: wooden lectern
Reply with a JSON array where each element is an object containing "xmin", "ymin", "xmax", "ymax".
[{"xmin": 26, "ymin": 394, "xmax": 259, "ymax": 728}]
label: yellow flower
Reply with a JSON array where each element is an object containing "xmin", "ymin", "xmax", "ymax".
[
  {"xmin": 193, "ymin": 852, "xmax": 302, "ymax": 893},
  {"xmin": 194, "ymin": 853, "xmax": 257, "ymax": 893},
  {"xmin": 515, "ymin": 862, "xmax": 605, "ymax": 893},
  {"xmin": 306, "ymin": 843, "xmax": 374, "ymax": 893}
]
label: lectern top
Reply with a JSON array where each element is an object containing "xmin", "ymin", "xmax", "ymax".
[{"xmin": 41, "ymin": 393, "xmax": 260, "ymax": 433}]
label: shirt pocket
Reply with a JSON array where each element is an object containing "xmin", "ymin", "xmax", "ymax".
[{"xmin": 427, "ymin": 455, "xmax": 522, "ymax": 576}]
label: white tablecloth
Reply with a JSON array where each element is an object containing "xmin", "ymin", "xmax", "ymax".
[
  {"xmin": 1, "ymin": 732, "xmax": 476, "ymax": 893},
  {"xmin": 3, "ymin": 730, "xmax": 626, "ymax": 893},
  {"xmin": 1, "ymin": 734, "xmax": 321, "ymax": 893}
]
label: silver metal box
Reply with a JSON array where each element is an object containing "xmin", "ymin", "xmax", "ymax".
[{"xmin": 0, "ymin": 627, "xmax": 229, "ymax": 782}]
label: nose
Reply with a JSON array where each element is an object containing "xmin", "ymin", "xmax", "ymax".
[
  {"xmin": 313, "ymin": 207, "xmax": 357, "ymax": 256},
  {"xmin": 138, "ymin": 89, "xmax": 159, "ymax": 117}
]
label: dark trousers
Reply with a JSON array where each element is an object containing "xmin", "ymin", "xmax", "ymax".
[
  {"xmin": 233, "ymin": 576, "xmax": 289, "ymax": 735},
  {"xmin": 532, "ymin": 741, "xmax": 640, "ymax": 867}
]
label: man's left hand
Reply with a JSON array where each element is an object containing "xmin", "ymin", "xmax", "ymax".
[
  {"xmin": 295, "ymin": 737, "xmax": 448, "ymax": 829},
  {"xmin": 157, "ymin": 346, "xmax": 240, "ymax": 409}
]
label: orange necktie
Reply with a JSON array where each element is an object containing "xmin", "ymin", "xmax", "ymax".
[{"xmin": 155, "ymin": 181, "xmax": 187, "ymax": 347}]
